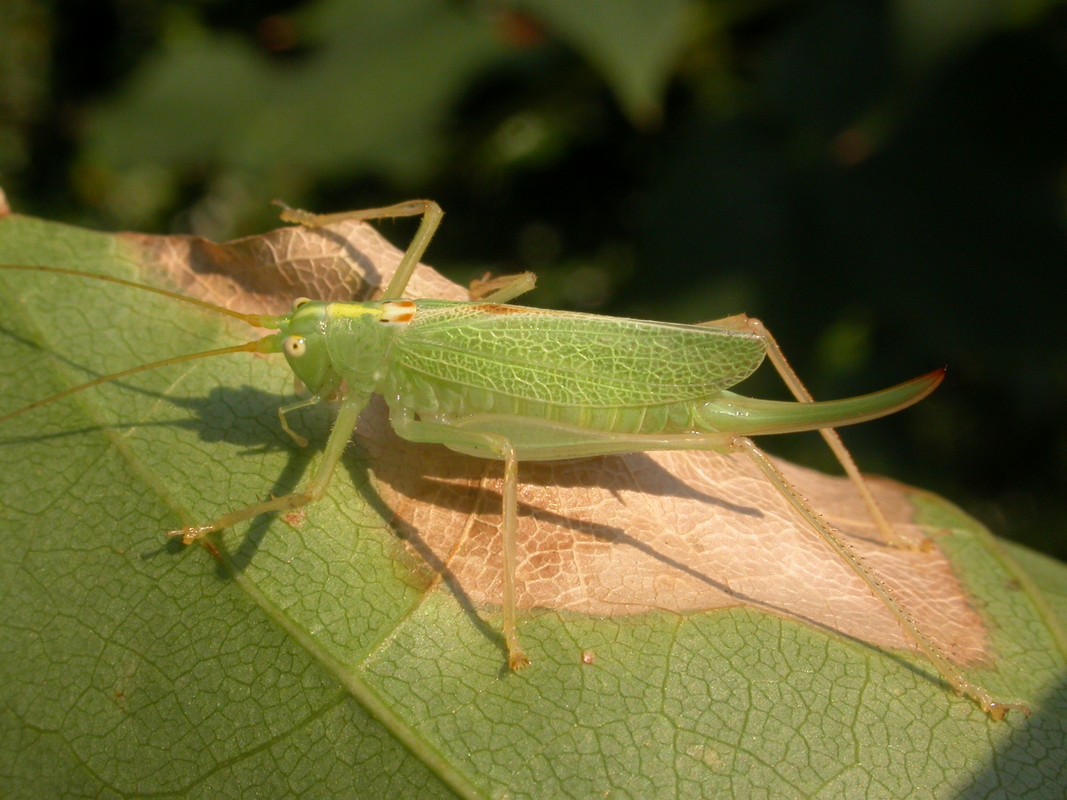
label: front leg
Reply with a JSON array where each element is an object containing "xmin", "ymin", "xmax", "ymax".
[
  {"xmin": 389, "ymin": 408, "xmax": 530, "ymax": 671},
  {"xmin": 170, "ymin": 395, "xmax": 366, "ymax": 544}
]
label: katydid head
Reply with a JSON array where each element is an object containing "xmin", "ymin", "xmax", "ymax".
[{"xmin": 276, "ymin": 298, "xmax": 343, "ymax": 398}]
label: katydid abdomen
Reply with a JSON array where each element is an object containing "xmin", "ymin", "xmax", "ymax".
[{"xmin": 378, "ymin": 364, "xmax": 943, "ymax": 446}]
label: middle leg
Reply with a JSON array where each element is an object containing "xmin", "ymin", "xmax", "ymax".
[{"xmin": 389, "ymin": 409, "xmax": 530, "ymax": 670}]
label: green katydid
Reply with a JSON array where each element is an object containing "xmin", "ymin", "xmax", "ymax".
[{"xmin": 0, "ymin": 200, "xmax": 1028, "ymax": 721}]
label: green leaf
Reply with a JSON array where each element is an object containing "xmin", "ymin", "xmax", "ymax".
[
  {"xmin": 84, "ymin": 0, "xmax": 697, "ymax": 194},
  {"xmin": 1, "ymin": 206, "xmax": 1065, "ymax": 797},
  {"xmin": 85, "ymin": 0, "xmax": 507, "ymax": 183},
  {"xmin": 509, "ymin": 0, "xmax": 694, "ymax": 124},
  {"xmin": 892, "ymin": 0, "xmax": 1059, "ymax": 75}
]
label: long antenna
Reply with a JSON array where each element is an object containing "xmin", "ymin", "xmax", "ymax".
[
  {"xmin": 0, "ymin": 336, "xmax": 282, "ymax": 425},
  {"xmin": 0, "ymin": 265, "xmax": 285, "ymax": 329}
]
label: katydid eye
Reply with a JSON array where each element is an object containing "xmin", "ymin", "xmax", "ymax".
[
  {"xmin": 292, "ymin": 297, "xmax": 311, "ymax": 310},
  {"xmin": 284, "ymin": 336, "xmax": 307, "ymax": 357}
]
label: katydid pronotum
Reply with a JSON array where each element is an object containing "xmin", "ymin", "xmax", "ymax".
[{"xmin": 0, "ymin": 200, "xmax": 1029, "ymax": 721}]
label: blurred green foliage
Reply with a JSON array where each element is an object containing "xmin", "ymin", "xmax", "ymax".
[{"xmin": 1, "ymin": 0, "xmax": 1065, "ymax": 560}]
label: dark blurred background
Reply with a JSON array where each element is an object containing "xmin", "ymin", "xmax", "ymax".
[{"xmin": 2, "ymin": 0, "xmax": 1064, "ymax": 561}]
